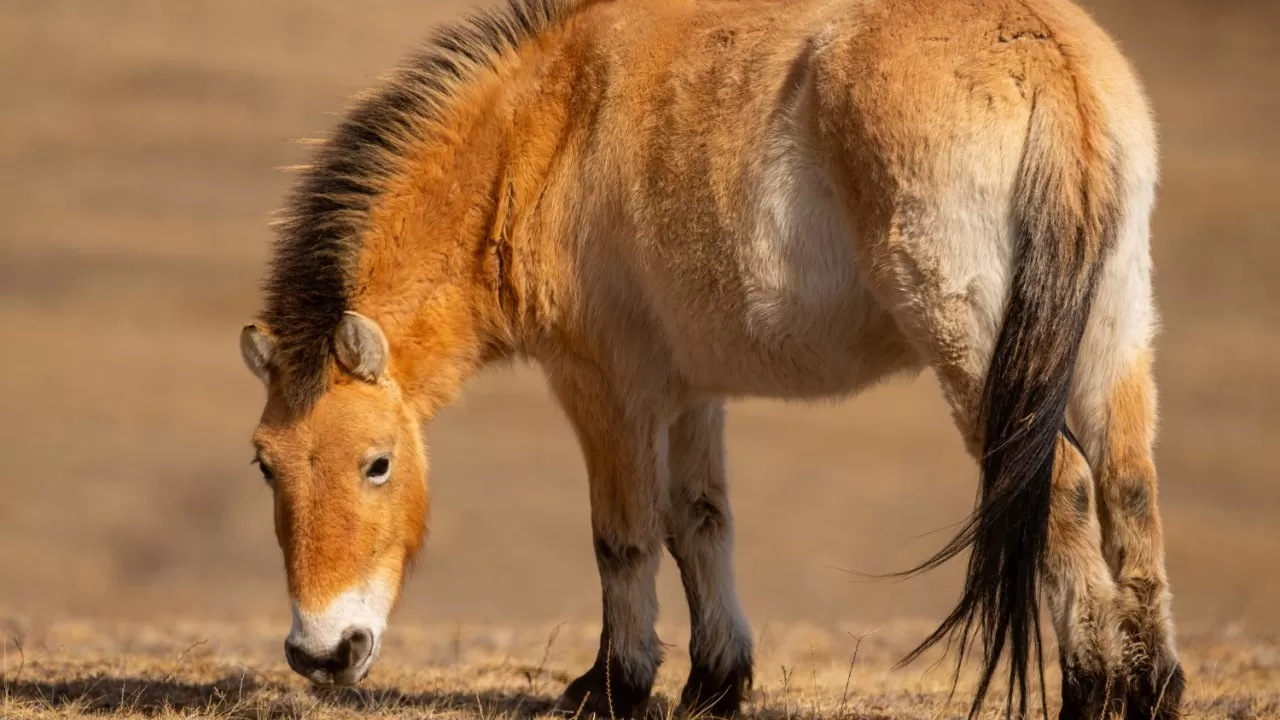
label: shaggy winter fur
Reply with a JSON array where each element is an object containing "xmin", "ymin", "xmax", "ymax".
[{"xmin": 240, "ymin": 0, "xmax": 1182, "ymax": 717}]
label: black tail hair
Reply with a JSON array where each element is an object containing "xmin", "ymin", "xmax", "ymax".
[{"xmin": 892, "ymin": 86, "xmax": 1120, "ymax": 719}]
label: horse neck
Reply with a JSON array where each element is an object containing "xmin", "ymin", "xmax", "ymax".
[{"xmin": 354, "ymin": 74, "xmax": 562, "ymax": 414}]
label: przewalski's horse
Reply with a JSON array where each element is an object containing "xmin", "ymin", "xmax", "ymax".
[{"xmin": 239, "ymin": 0, "xmax": 1182, "ymax": 717}]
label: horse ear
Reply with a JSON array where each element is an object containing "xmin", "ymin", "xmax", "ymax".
[
  {"xmin": 240, "ymin": 324, "xmax": 276, "ymax": 384},
  {"xmin": 333, "ymin": 311, "xmax": 389, "ymax": 382}
]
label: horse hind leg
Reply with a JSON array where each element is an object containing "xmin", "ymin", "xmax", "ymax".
[
  {"xmin": 862, "ymin": 186, "xmax": 1122, "ymax": 718},
  {"xmin": 894, "ymin": 298, "xmax": 1122, "ymax": 720},
  {"xmin": 1046, "ymin": 437, "xmax": 1126, "ymax": 720},
  {"xmin": 1106, "ymin": 365, "xmax": 1184, "ymax": 720},
  {"xmin": 1071, "ymin": 275, "xmax": 1184, "ymax": 718}
]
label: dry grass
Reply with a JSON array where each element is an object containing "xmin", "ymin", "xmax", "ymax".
[
  {"xmin": 2, "ymin": 617, "xmax": 1276, "ymax": 720},
  {"xmin": 1, "ymin": 0, "xmax": 1279, "ymax": 634}
]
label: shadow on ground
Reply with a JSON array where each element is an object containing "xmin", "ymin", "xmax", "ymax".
[
  {"xmin": 4, "ymin": 675, "xmax": 265, "ymax": 716},
  {"xmin": 2, "ymin": 675, "xmax": 894, "ymax": 719},
  {"xmin": 318, "ymin": 684, "xmax": 558, "ymax": 717},
  {"xmin": 1, "ymin": 675, "xmax": 566, "ymax": 718}
]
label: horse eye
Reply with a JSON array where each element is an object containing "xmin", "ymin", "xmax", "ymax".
[
  {"xmin": 254, "ymin": 457, "xmax": 275, "ymax": 485},
  {"xmin": 365, "ymin": 456, "xmax": 391, "ymax": 484}
]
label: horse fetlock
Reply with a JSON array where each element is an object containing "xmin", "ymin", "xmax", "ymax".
[
  {"xmin": 554, "ymin": 649, "xmax": 658, "ymax": 720},
  {"xmin": 1058, "ymin": 660, "xmax": 1120, "ymax": 720},
  {"xmin": 1116, "ymin": 626, "xmax": 1184, "ymax": 720},
  {"xmin": 1060, "ymin": 585, "xmax": 1181, "ymax": 720},
  {"xmin": 677, "ymin": 653, "xmax": 753, "ymax": 719},
  {"xmin": 1057, "ymin": 615, "xmax": 1125, "ymax": 720}
]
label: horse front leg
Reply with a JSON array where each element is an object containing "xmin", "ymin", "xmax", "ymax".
[
  {"xmin": 549, "ymin": 367, "xmax": 667, "ymax": 719},
  {"xmin": 665, "ymin": 401, "xmax": 753, "ymax": 718}
]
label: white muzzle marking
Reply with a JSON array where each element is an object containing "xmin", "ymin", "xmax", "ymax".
[{"xmin": 286, "ymin": 574, "xmax": 395, "ymax": 684}]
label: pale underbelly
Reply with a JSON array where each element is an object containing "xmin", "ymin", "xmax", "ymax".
[{"xmin": 662, "ymin": 288, "xmax": 918, "ymax": 400}]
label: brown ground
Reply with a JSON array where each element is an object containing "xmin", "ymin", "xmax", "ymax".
[
  {"xmin": 1, "ymin": 0, "xmax": 1277, "ymax": 718},
  {"xmin": 2, "ymin": 620, "xmax": 1277, "ymax": 719}
]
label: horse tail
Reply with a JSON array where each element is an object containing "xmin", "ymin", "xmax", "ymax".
[{"xmin": 897, "ymin": 55, "xmax": 1122, "ymax": 719}]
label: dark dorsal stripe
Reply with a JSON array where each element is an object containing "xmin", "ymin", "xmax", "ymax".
[{"xmin": 262, "ymin": 0, "xmax": 582, "ymax": 410}]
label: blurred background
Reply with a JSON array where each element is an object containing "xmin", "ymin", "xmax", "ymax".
[{"xmin": 0, "ymin": 0, "xmax": 1276, "ymax": 639}]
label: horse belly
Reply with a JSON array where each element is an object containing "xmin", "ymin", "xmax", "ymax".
[{"xmin": 664, "ymin": 161, "xmax": 911, "ymax": 398}]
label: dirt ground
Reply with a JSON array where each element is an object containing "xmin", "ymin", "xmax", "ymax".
[
  {"xmin": 3, "ymin": 620, "xmax": 1278, "ymax": 719},
  {"xmin": 1, "ymin": 0, "xmax": 1278, "ymax": 717}
]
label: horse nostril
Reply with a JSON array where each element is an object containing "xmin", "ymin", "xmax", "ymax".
[
  {"xmin": 285, "ymin": 639, "xmax": 317, "ymax": 675},
  {"xmin": 342, "ymin": 627, "xmax": 374, "ymax": 668},
  {"xmin": 285, "ymin": 630, "xmax": 373, "ymax": 683}
]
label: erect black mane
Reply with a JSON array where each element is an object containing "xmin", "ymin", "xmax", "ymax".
[{"xmin": 261, "ymin": 0, "xmax": 581, "ymax": 409}]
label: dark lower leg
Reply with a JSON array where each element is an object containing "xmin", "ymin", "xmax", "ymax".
[
  {"xmin": 1102, "ymin": 471, "xmax": 1183, "ymax": 720},
  {"xmin": 548, "ymin": 376, "xmax": 667, "ymax": 719},
  {"xmin": 1101, "ymin": 475, "xmax": 1184, "ymax": 720},
  {"xmin": 1045, "ymin": 440, "xmax": 1123, "ymax": 720},
  {"xmin": 669, "ymin": 545, "xmax": 752, "ymax": 718},
  {"xmin": 1098, "ymin": 360, "xmax": 1182, "ymax": 719},
  {"xmin": 666, "ymin": 404, "xmax": 752, "ymax": 718},
  {"xmin": 554, "ymin": 486, "xmax": 665, "ymax": 720},
  {"xmin": 557, "ymin": 537, "xmax": 663, "ymax": 719},
  {"xmin": 1071, "ymin": 353, "xmax": 1182, "ymax": 720}
]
